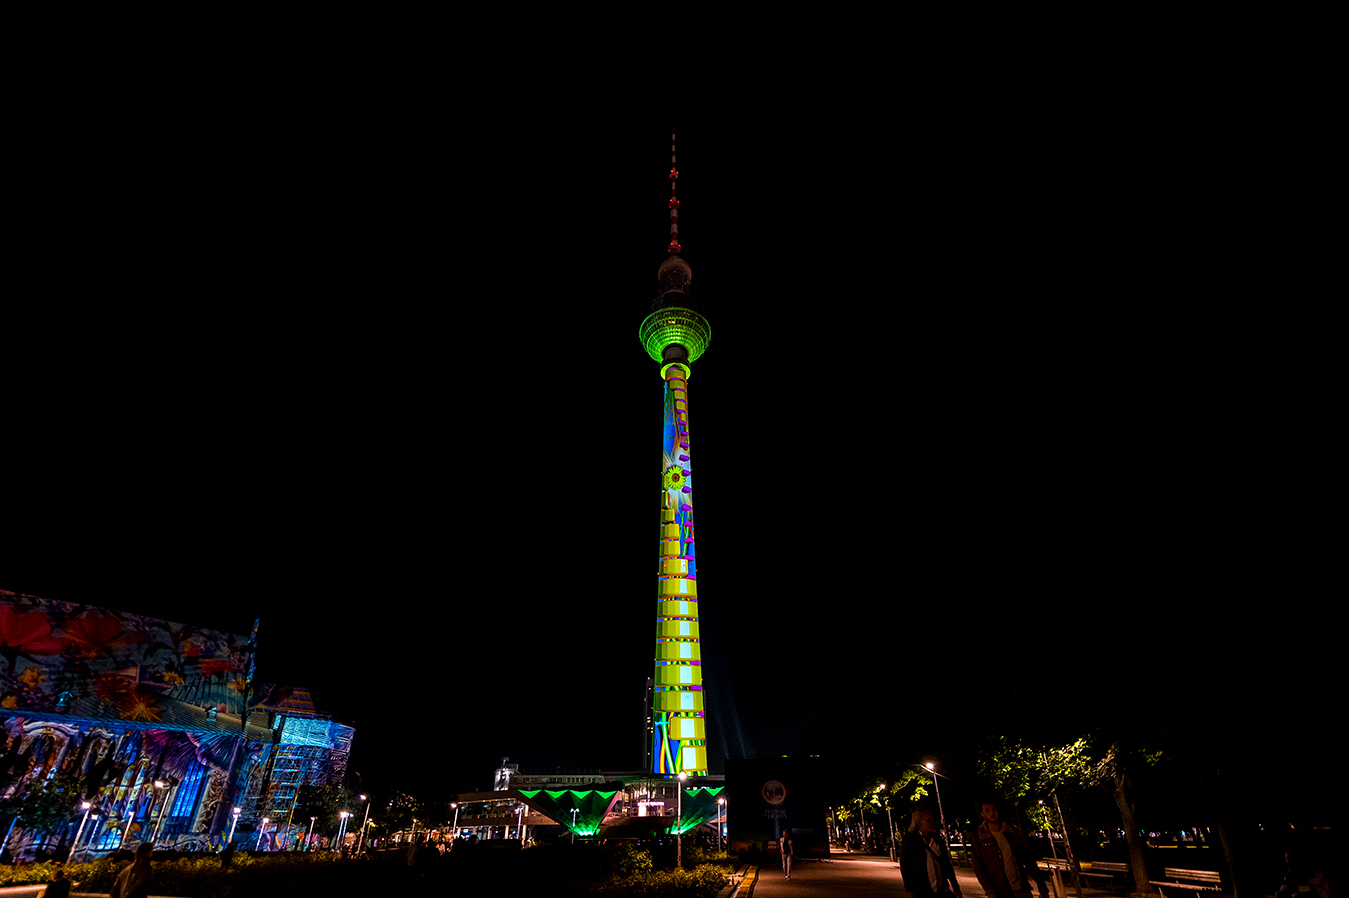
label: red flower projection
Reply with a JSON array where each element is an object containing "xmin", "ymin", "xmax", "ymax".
[
  {"xmin": 199, "ymin": 658, "xmax": 237, "ymax": 679},
  {"xmin": 93, "ymin": 672, "xmax": 134, "ymax": 704},
  {"xmin": 62, "ymin": 611, "xmax": 140, "ymax": 659},
  {"xmin": 0, "ymin": 607, "xmax": 64, "ymax": 655}
]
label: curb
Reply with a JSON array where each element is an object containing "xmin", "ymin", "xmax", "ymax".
[{"xmin": 727, "ymin": 863, "xmax": 758, "ymax": 898}]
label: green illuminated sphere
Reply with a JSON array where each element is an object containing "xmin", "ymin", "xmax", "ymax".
[{"xmin": 639, "ymin": 307, "xmax": 711, "ymax": 363}]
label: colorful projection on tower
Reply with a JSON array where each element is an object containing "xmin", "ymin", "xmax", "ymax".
[
  {"xmin": 652, "ymin": 362, "xmax": 708, "ymax": 776},
  {"xmin": 642, "ymin": 132, "xmax": 712, "ymax": 778}
]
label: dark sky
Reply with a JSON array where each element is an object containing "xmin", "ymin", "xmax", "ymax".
[{"xmin": 3, "ymin": 88, "xmax": 1334, "ymax": 810}]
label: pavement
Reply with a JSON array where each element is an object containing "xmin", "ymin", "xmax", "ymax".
[{"xmin": 720, "ymin": 847, "xmax": 1124, "ymax": 898}]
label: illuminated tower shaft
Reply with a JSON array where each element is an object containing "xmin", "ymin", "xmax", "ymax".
[
  {"xmin": 653, "ymin": 360, "xmax": 704, "ymax": 775},
  {"xmin": 642, "ymin": 133, "xmax": 711, "ymax": 777}
]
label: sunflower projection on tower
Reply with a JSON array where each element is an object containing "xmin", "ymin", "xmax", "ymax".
[{"xmin": 640, "ymin": 133, "xmax": 712, "ymax": 777}]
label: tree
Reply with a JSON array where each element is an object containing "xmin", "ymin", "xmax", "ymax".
[
  {"xmin": 12, "ymin": 771, "xmax": 86, "ymax": 850},
  {"xmin": 291, "ymin": 784, "xmax": 361, "ymax": 841},
  {"xmin": 976, "ymin": 733, "xmax": 1161, "ymax": 898}
]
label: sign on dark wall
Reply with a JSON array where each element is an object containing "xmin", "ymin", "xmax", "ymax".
[{"xmin": 725, "ymin": 757, "xmax": 829, "ymax": 859}]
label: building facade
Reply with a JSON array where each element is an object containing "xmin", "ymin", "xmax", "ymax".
[{"xmin": 0, "ymin": 589, "xmax": 352, "ymax": 858}]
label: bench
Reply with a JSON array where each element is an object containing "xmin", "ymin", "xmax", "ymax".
[
  {"xmin": 1037, "ymin": 857, "xmax": 1074, "ymax": 898},
  {"xmin": 1155, "ymin": 868, "xmax": 1222, "ymax": 897},
  {"xmin": 1080, "ymin": 861, "xmax": 1129, "ymax": 886}
]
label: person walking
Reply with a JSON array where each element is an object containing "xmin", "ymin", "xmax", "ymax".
[
  {"xmin": 970, "ymin": 801, "xmax": 1049, "ymax": 898},
  {"xmin": 902, "ymin": 808, "xmax": 962, "ymax": 898},
  {"xmin": 109, "ymin": 842, "xmax": 154, "ymax": 898},
  {"xmin": 780, "ymin": 831, "xmax": 794, "ymax": 879},
  {"xmin": 43, "ymin": 865, "xmax": 74, "ymax": 898}
]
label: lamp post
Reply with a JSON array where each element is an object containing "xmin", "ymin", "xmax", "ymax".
[
  {"xmin": 307, "ymin": 817, "xmax": 316, "ymax": 852},
  {"xmin": 677, "ymin": 771, "xmax": 687, "ymax": 869},
  {"xmin": 0, "ymin": 809, "xmax": 17, "ymax": 852},
  {"xmin": 256, "ymin": 817, "xmax": 270, "ymax": 851},
  {"xmin": 717, "ymin": 798, "xmax": 725, "ymax": 854},
  {"xmin": 356, "ymin": 795, "xmax": 371, "ymax": 856},
  {"xmin": 72, "ymin": 802, "xmax": 93, "ymax": 860},
  {"xmin": 516, "ymin": 802, "xmax": 525, "ymax": 842},
  {"xmin": 923, "ymin": 763, "xmax": 949, "ymax": 843},
  {"xmin": 1039, "ymin": 800, "xmax": 1058, "ymax": 860},
  {"xmin": 451, "ymin": 802, "xmax": 459, "ymax": 838},
  {"xmin": 150, "ymin": 780, "xmax": 168, "ymax": 847},
  {"xmin": 881, "ymin": 784, "xmax": 897, "ymax": 862},
  {"xmin": 337, "ymin": 811, "xmax": 350, "ymax": 853},
  {"xmin": 228, "ymin": 807, "xmax": 241, "ymax": 847},
  {"xmin": 570, "ymin": 807, "xmax": 578, "ymax": 845}
]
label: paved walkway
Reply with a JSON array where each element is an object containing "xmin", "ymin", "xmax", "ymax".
[{"xmin": 731, "ymin": 848, "xmax": 1118, "ymax": 898}]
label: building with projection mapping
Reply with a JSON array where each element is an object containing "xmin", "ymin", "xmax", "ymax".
[{"xmin": 0, "ymin": 589, "xmax": 352, "ymax": 859}]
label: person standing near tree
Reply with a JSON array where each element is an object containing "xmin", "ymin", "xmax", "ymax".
[
  {"xmin": 903, "ymin": 809, "xmax": 962, "ymax": 898},
  {"xmin": 970, "ymin": 801, "xmax": 1048, "ymax": 898},
  {"xmin": 108, "ymin": 842, "xmax": 154, "ymax": 898}
]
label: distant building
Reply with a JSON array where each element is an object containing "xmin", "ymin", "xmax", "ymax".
[
  {"xmin": 0, "ymin": 589, "xmax": 353, "ymax": 859},
  {"xmin": 449, "ymin": 761, "xmax": 724, "ymax": 843}
]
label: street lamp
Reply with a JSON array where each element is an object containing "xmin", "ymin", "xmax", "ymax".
[
  {"xmin": 923, "ymin": 763, "xmax": 949, "ymax": 843},
  {"xmin": 516, "ymin": 802, "xmax": 525, "ymax": 842},
  {"xmin": 256, "ymin": 817, "xmax": 270, "ymax": 851},
  {"xmin": 228, "ymin": 807, "xmax": 241, "ymax": 846},
  {"xmin": 451, "ymin": 802, "xmax": 459, "ymax": 838},
  {"xmin": 677, "ymin": 772, "xmax": 688, "ymax": 869},
  {"xmin": 1039, "ymin": 800, "xmax": 1059, "ymax": 860},
  {"xmin": 356, "ymin": 795, "xmax": 372, "ymax": 856},
  {"xmin": 569, "ymin": 807, "xmax": 579, "ymax": 845},
  {"xmin": 337, "ymin": 811, "xmax": 351, "ymax": 852},
  {"xmin": 150, "ymin": 780, "xmax": 168, "ymax": 847},
  {"xmin": 307, "ymin": 817, "xmax": 317, "ymax": 852},
  {"xmin": 717, "ymin": 797, "xmax": 726, "ymax": 854},
  {"xmin": 72, "ymin": 802, "xmax": 94, "ymax": 861},
  {"xmin": 881, "ymin": 784, "xmax": 896, "ymax": 862}
]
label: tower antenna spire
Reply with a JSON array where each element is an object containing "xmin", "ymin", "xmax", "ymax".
[{"xmin": 668, "ymin": 130, "xmax": 681, "ymax": 256}]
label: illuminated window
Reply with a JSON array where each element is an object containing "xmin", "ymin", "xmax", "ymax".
[
  {"xmin": 680, "ymin": 693, "xmax": 695, "ymax": 710},
  {"xmin": 679, "ymin": 667, "xmax": 692, "ymax": 684},
  {"xmin": 683, "ymin": 747, "xmax": 699, "ymax": 769},
  {"xmin": 679, "ymin": 621, "xmax": 690, "ymax": 636},
  {"xmin": 679, "ymin": 718, "xmax": 696, "ymax": 738},
  {"xmin": 679, "ymin": 643, "xmax": 691, "ymax": 659},
  {"xmin": 679, "ymin": 601, "xmax": 689, "ymax": 615}
]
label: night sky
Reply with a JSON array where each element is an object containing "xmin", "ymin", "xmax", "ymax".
[{"xmin": 3, "ymin": 89, "xmax": 1334, "ymax": 816}]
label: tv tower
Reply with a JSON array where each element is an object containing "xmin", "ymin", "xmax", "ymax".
[{"xmin": 642, "ymin": 132, "xmax": 712, "ymax": 777}]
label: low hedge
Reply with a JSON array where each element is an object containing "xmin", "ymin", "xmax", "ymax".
[{"xmin": 0, "ymin": 851, "xmax": 729, "ymax": 897}]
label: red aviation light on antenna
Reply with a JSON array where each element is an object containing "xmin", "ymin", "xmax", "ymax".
[
  {"xmin": 669, "ymin": 198, "xmax": 680, "ymax": 209},
  {"xmin": 668, "ymin": 240, "xmax": 682, "ymax": 254},
  {"xmin": 669, "ymin": 169, "xmax": 679, "ymax": 179}
]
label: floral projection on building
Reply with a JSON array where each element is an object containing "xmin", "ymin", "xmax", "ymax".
[{"xmin": 0, "ymin": 590, "xmax": 353, "ymax": 860}]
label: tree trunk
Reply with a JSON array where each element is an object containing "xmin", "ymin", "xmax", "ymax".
[
  {"xmin": 1213, "ymin": 813, "xmax": 1243, "ymax": 898},
  {"xmin": 1106, "ymin": 770, "xmax": 1151, "ymax": 896}
]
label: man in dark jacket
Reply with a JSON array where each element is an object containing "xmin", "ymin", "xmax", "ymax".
[
  {"xmin": 902, "ymin": 808, "xmax": 962, "ymax": 898},
  {"xmin": 969, "ymin": 801, "xmax": 1048, "ymax": 898}
]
